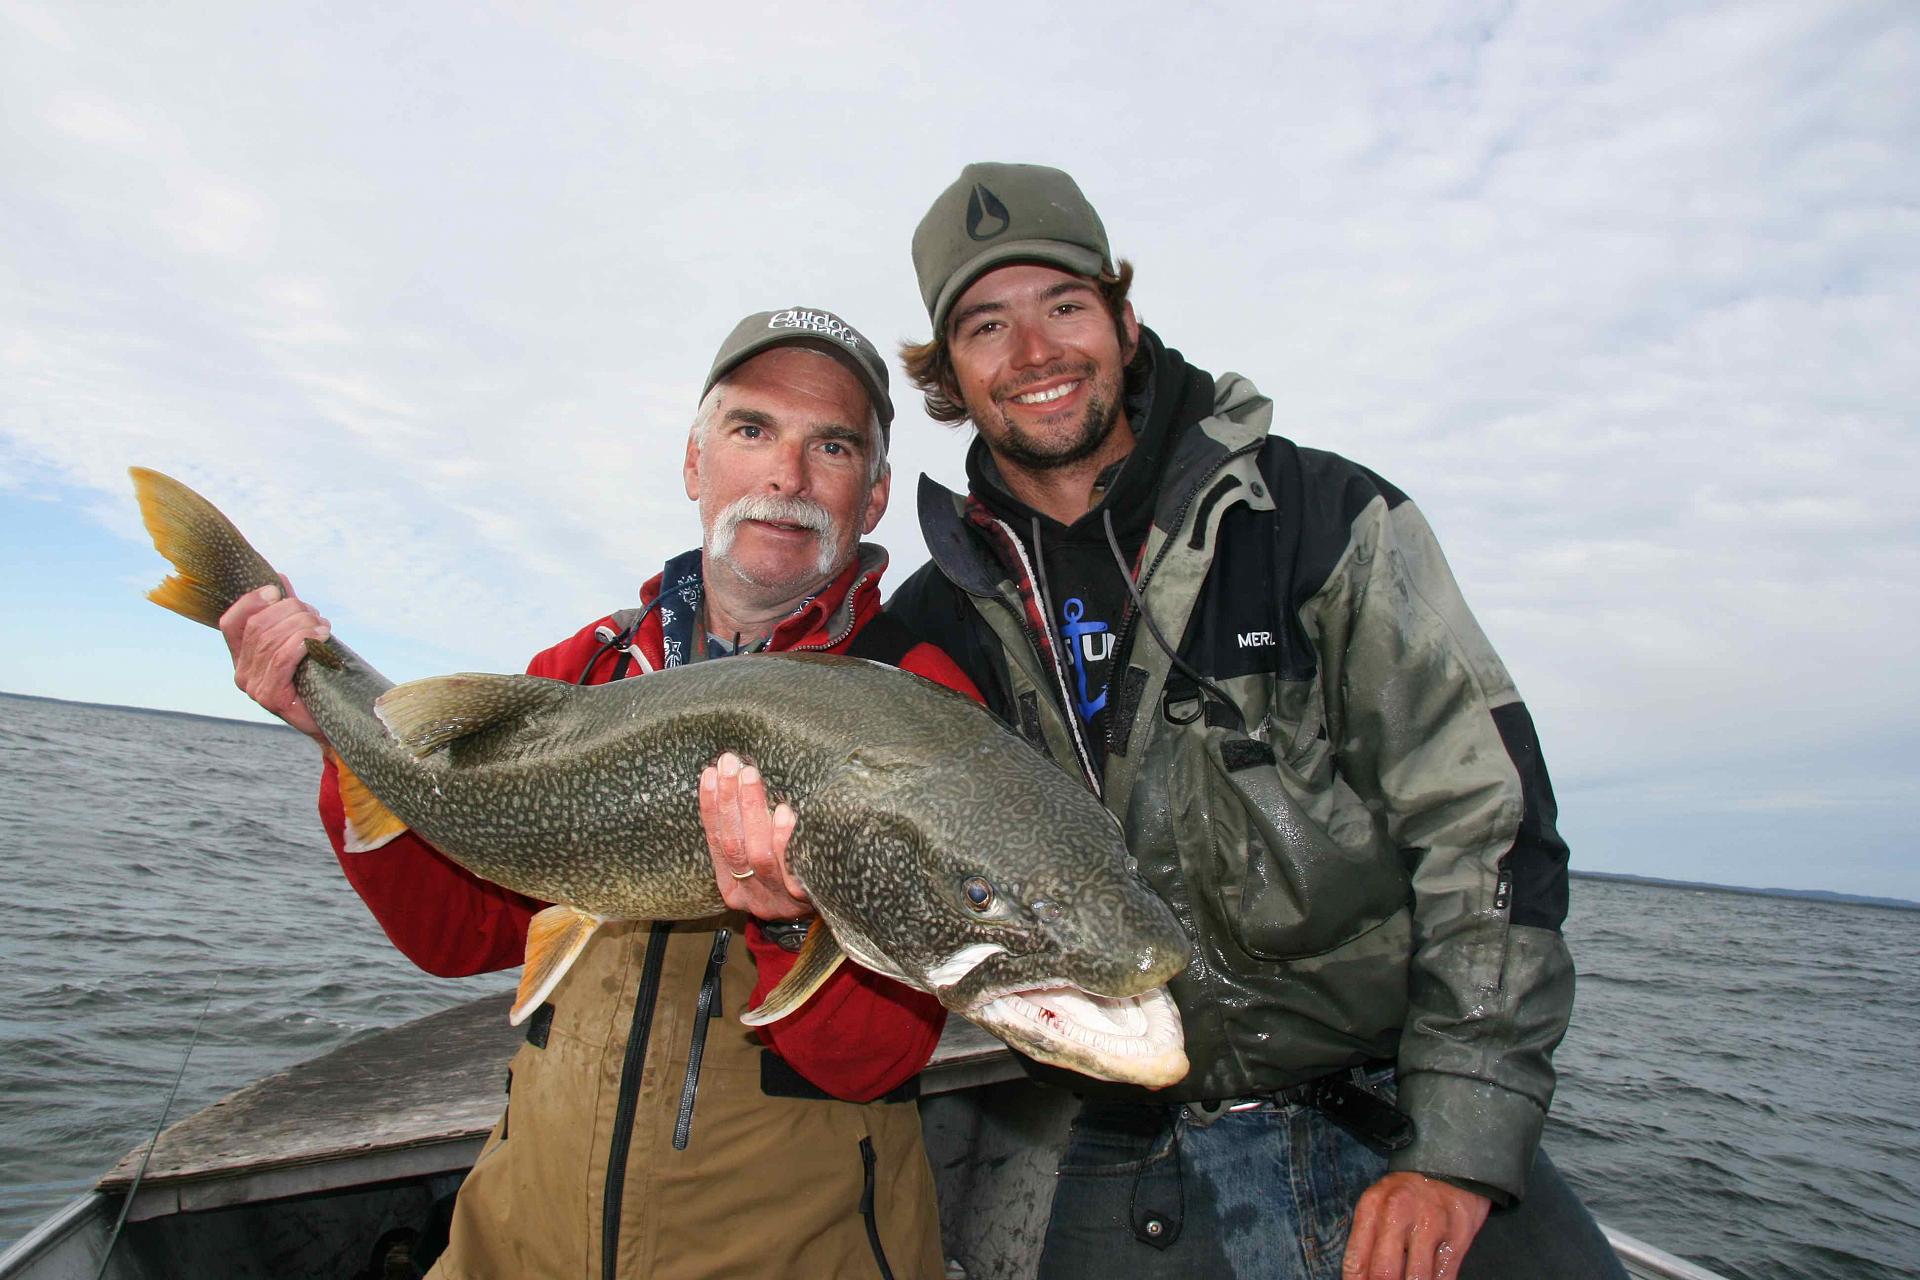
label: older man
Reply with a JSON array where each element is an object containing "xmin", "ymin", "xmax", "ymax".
[
  {"xmin": 886, "ymin": 165, "xmax": 1624, "ymax": 1280},
  {"xmin": 221, "ymin": 307, "xmax": 974, "ymax": 1279}
]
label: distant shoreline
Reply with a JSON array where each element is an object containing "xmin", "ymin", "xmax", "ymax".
[
  {"xmin": 7, "ymin": 689, "xmax": 1913, "ymax": 911},
  {"xmin": 1, "ymin": 688, "xmax": 295, "ymax": 733},
  {"xmin": 1573, "ymin": 870, "xmax": 1919, "ymax": 913}
]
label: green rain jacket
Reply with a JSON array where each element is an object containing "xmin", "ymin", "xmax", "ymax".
[{"xmin": 888, "ymin": 332, "xmax": 1575, "ymax": 1201}]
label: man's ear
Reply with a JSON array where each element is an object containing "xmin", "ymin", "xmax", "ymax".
[
  {"xmin": 1119, "ymin": 301, "xmax": 1141, "ymax": 363},
  {"xmin": 683, "ymin": 433, "xmax": 702, "ymax": 502},
  {"xmin": 861, "ymin": 468, "xmax": 892, "ymax": 535}
]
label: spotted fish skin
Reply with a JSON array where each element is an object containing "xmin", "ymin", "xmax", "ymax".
[
  {"xmin": 132, "ymin": 467, "xmax": 1192, "ymax": 1085},
  {"xmin": 340, "ymin": 653, "xmax": 1191, "ymax": 1004}
]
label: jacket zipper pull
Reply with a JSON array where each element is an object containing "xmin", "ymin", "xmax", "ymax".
[
  {"xmin": 1494, "ymin": 865, "xmax": 1513, "ymax": 913},
  {"xmin": 673, "ymin": 928, "xmax": 731, "ymax": 1150}
]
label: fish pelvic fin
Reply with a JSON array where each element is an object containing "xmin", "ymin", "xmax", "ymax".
[
  {"xmin": 329, "ymin": 750, "xmax": 409, "ymax": 851},
  {"xmin": 512, "ymin": 905, "xmax": 603, "ymax": 1025},
  {"xmin": 130, "ymin": 467, "xmax": 282, "ymax": 628},
  {"xmin": 739, "ymin": 920, "xmax": 846, "ymax": 1027},
  {"xmin": 374, "ymin": 673, "xmax": 570, "ymax": 759}
]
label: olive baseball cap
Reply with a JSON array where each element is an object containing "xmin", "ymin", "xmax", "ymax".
[
  {"xmin": 912, "ymin": 162, "xmax": 1114, "ymax": 336},
  {"xmin": 701, "ymin": 306, "xmax": 894, "ymax": 436}
]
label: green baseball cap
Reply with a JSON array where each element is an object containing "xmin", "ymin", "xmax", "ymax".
[
  {"xmin": 912, "ymin": 162, "xmax": 1114, "ymax": 336},
  {"xmin": 701, "ymin": 305, "xmax": 894, "ymax": 436}
]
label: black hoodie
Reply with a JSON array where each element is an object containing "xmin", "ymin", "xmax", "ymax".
[{"xmin": 952, "ymin": 327, "xmax": 1217, "ymax": 767}]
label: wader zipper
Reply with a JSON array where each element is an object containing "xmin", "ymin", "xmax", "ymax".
[
  {"xmin": 858, "ymin": 1136, "xmax": 896, "ymax": 1280},
  {"xmin": 672, "ymin": 928, "xmax": 730, "ymax": 1150},
  {"xmin": 601, "ymin": 923, "xmax": 672, "ymax": 1280}
]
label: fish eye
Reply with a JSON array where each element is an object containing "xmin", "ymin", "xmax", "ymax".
[{"xmin": 963, "ymin": 877, "xmax": 994, "ymax": 910}]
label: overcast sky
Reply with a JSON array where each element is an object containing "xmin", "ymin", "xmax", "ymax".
[{"xmin": 3, "ymin": 1, "xmax": 1915, "ymax": 899}]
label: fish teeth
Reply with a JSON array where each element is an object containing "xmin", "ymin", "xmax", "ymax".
[{"xmin": 982, "ymin": 986, "xmax": 1183, "ymax": 1059}]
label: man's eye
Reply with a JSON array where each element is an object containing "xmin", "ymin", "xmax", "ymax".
[
  {"xmin": 737, "ymin": 424, "xmax": 764, "ymax": 439},
  {"xmin": 820, "ymin": 440, "xmax": 848, "ymax": 456}
]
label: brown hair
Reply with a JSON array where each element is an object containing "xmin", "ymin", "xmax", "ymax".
[{"xmin": 899, "ymin": 260, "xmax": 1136, "ymax": 425}]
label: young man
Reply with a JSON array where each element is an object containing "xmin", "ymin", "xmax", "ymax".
[
  {"xmin": 222, "ymin": 306, "xmax": 975, "ymax": 1279},
  {"xmin": 886, "ymin": 164, "xmax": 1625, "ymax": 1280}
]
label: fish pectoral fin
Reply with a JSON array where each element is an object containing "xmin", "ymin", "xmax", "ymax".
[
  {"xmin": 512, "ymin": 905, "xmax": 604, "ymax": 1025},
  {"xmin": 739, "ymin": 920, "xmax": 846, "ymax": 1027},
  {"xmin": 330, "ymin": 751, "xmax": 410, "ymax": 852},
  {"xmin": 374, "ymin": 673, "xmax": 571, "ymax": 758}
]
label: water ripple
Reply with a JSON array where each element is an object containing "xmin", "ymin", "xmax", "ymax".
[{"xmin": 3, "ymin": 692, "xmax": 1917, "ymax": 1278}]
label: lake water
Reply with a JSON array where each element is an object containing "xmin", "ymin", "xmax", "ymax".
[{"xmin": 1, "ymin": 691, "xmax": 1915, "ymax": 1278}]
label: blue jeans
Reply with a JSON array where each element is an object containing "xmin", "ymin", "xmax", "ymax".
[{"xmin": 1037, "ymin": 1078, "xmax": 1625, "ymax": 1280}]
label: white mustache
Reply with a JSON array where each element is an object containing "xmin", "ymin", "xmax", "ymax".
[
  {"xmin": 717, "ymin": 493, "xmax": 835, "ymax": 538},
  {"xmin": 710, "ymin": 493, "xmax": 843, "ymax": 583}
]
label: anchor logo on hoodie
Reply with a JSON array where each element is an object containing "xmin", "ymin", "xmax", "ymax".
[{"xmin": 1058, "ymin": 597, "xmax": 1113, "ymax": 725}]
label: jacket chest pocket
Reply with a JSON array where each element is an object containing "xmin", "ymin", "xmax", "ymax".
[{"xmin": 1191, "ymin": 726, "xmax": 1409, "ymax": 961}]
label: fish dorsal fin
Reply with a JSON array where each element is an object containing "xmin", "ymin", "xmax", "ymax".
[
  {"xmin": 739, "ymin": 920, "xmax": 846, "ymax": 1027},
  {"xmin": 374, "ymin": 673, "xmax": 571, "ymax": 759},
  {"xmin": 512, "ymin": 905, "xmax": 604, "ymax": 1025},
  {"xmin": 329, "ymin": 751, "xmax": 410, "ymax": 852}
]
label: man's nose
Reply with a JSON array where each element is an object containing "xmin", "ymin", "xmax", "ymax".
[
  {"xmin": 762, "ymin": 439, "xmax": 809, "ymax": 493},
  {"xmin": 1012, "ymin": 318, "xmax": 1064, "ymax": 370}
]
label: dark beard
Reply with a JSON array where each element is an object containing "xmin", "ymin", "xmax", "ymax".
[{"xmin": 977, "ymin": 362, "xmax": 1126, "ymax": 473}]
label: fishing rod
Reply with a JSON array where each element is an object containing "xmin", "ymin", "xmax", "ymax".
[{"xmin": 93, "ymin": 976, "xmax": 221, "ymax": 1280}]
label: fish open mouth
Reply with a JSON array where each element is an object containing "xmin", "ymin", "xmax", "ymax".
[{"xmin": 967, "ymin": 984, "xmax": 1187, "ymax": 1088}]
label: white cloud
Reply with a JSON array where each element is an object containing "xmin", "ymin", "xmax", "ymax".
[
  {"xmin": 43, "ymin": 91, "xmax": 147, "ymax": 147},
  {"xmin": 2, "ymin": 0, "xmax": 1916, "ymax": 895}
]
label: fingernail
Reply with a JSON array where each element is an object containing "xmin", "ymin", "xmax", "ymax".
[
  {"xmin": 719, "ymin": 753, "xmax": 740, "ymax": 776},
  {"xmin": 315, "ymin": 624, "xmax": 331, "ymax": 640},
  {"xmin": 739, "ymin": 765, "xmax": 760, "ymax": 786},
  {"xmin": 262, "ymin": 585, "xmax": 282, "ymax": 602}
]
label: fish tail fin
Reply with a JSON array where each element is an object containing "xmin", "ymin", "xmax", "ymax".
[
  {"xmin": 512, "ymin": 905, "xmax": 603, "ymax": 1024},
  {"xmin": 329, "ymin": 750, "xmax": 410, "ymax": 851},
  {"xmin": 130, "ymin": 467, "xmax": 281, "ymax": 628},
  {"xmin": 740, "ymin": 921, "xmax": 846, "ymax": 1026}
]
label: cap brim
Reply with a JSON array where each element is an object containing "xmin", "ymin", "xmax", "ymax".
[
  {"xmin": 702, "ymin": 333, "xmax": 894, "ymax": 430},
  {"xmin": 932, "ymin": 240, "xmax": 1110, "ymax": 334}
]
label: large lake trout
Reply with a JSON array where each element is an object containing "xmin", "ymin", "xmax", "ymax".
[{"xmin": 133, "ymin": 467, "xmax": 1189, "ymax": 1086}]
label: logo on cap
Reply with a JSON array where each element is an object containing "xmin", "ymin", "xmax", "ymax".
[
  {"xmin": 966, "ymin": 184, "xmax": 1010, "ymax": 241},
  {"xmin": 767, "ymin": 309, "xmax": 867, "ymax": 352}
]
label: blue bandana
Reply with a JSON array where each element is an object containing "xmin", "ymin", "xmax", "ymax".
[
  {"xmin": 652, "ymin": 548, "xmax": 706, "ymax": 669},
  {"xmin": 651, "ymin": 547, "xmax": 824, "ymax": 665}
]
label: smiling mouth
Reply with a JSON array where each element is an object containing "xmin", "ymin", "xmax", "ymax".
[{"xmin": 1010, "ymin": 379, "xmax": 1082, "ymax": 406}]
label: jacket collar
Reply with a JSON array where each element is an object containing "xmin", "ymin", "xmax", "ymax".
[{"xmin": 636, "ymin": 543, "xmax": 889, "ymax": 666}]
